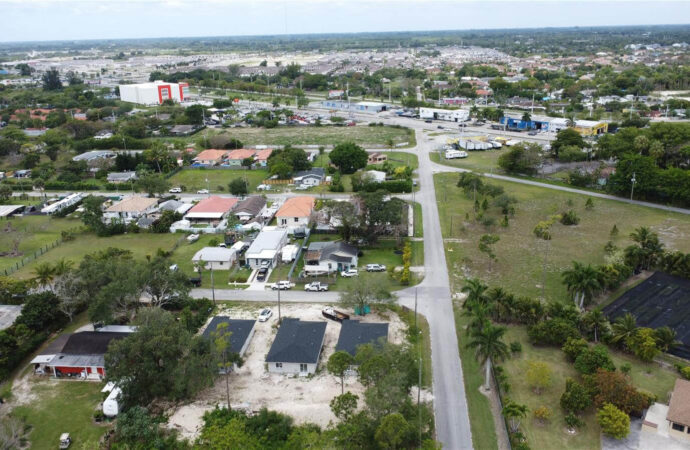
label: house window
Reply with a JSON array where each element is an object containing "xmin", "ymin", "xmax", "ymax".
[
  {"xmin": 275, "ymin": 363, "xmax": 282, "ymax": 368},
  {"xmin": 219, "ymin": 262, "xmax": 223, "ymax": 266},
  {"xmin": 294, "ymin": 217, "xmax": 299, "ymax": 222},
  {"xmin": 299, "ymin": 363, "xmax": 308, "ymax": 373},
  {"xmin": 672, "ymin": 423, "xmax": 685, "ymax": 432},
  {"xmin": 281, "ymin": 219, "xmax": 287, "ymax": 225}
]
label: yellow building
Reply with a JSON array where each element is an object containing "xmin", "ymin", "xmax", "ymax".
[{"xmin": 573, "ymin": 120, "xmax": 608, "ymax": 136}]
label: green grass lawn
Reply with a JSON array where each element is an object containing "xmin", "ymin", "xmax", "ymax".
[
  {"xmin": 209, "ymin": 125, "xmax": 415, "ymax": 147},
  {"xmin": 412, "ymin": 202, "xmax": 423, "ymax": 238},
  {"xmin": 168, "ymin": 169, "xmax": 273, "ymax": 194},
  {"xmin": 14, "ymin": 232, "xmax": 181, "ymax": 279},
  {"xmin": 453, "ymin": 308, "xmax": 499, "ymax": 450},
  {"xmin": 391, "ymin": 305, "xmax": 432, "ymax": 388},
  {"xmin": 168, "ymin": 233, "xmax": 245, "ymax": 289},
  {"xmin": 499, "ymin": 326, "xmax": 679, "ymax": 450},
  {"xmin": 12, "ymin": 380, "xmax": 109, "ymax": 449},
  {"xmin": 430, "ymin": 149, "xmax": 507, "ymax": 173},
  {"xmin": 0, "ymin": 216, "xmax": 82, "ymax": 274},
  {"xmin": 435, "ymin": 173, "xmax": 690, "ymax": 300}
]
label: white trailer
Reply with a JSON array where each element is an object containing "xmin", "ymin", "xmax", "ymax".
[
  {"xmin": 445, "ymin": 150, "xmax": 468, "ymax": 159},
  {"xmin": 281, "ymin": 244, "xmax": 299, "ymax": 263},
  {"xmin": 41, "ymin": 193, "xmax": 84, "ymax": 215},
  {"xmin": 103, "ymin": 386, "xmax": 122, "ymax": 417}
]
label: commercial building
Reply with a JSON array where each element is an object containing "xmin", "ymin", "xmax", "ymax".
[
  {"xmin": 119, "ymin": 80, "xmax": 190, "ymax": 106},
  {"xmin": 500, "ymin": 114, "xmax": 551, "ymax": 131},
  {"xmin": 419, "ymin": 107, "xmax": 469, "ymax": 122},
  {"xmin": 320, "ymin": 100, "xmax": 388, "ymax": 113},
  {"xmin": 549, "ymin": 118, "xmax": 608, "ymax": 135}
]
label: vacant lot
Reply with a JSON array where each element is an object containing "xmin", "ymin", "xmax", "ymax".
[
  {"xmin": 210, "ymin": 125, "xmax": 415, "ymax": 147},
  {"xmin": 168, "ymin": 169, "xmax": 273, "ymax": 194},
  {"xmin": 435, "ymin": 173, "xmax": 690, "ymax": 300},
  {"xmin": 0, "ymin": 215, "xmax": 81, "ymax": 274},
  {"xmin": 499, "ymin": 326, "xmax": 679, "ymax": 450},
  {"xmin": 11, "ymin": 379, "xmax": 109, "ymax": 449},
  {"xmin": 430, "ymin": 148, "xmax": 507, "ymax": 173},
  {"xmin": 166, "ymin": 303, "xmax": 415, "ymax": 440},
  {"xmin": 14, "ymin": 232, "xmax": 181, "ymax": 279}
]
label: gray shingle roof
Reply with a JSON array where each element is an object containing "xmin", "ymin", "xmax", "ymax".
[
  {"xmin": 202, "ymin": 317, "xmax": 256, "ymax": 355},
  {"xmin": 266, "ymin": 319, "xmax": 327, "ymax": 364},
  {"xmin": 293, "ymin": 167, "xmax": 325, "ymax": 179},
  {"xmin": 335, "ymin": 320, "xmax": 388, "ymax": 356},
  {"xmin": 234, "ymin": 196, "xmax": 266, "ymax": 216},
  {"xmin": 305, "ymin": 241, "xmax": 358, "ymax": 264}
]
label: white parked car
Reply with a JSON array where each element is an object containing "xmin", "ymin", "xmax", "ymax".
[
  {"xmin": 340, "ymin": 269, "xmax": 359, "ymax": 278},
  {"xmin": 258, "ymin": 308, "xmax": 273, "ymax": 322},
  {"xmin": 197, "ymin": 189, "xmax": 209, "ymax": 194},
  {"xmin": 257, "ymin": 184, "xmax": 272, "ymax": 191},
  {"xmin": 169, "ymin": 187, "xmax": 182, "ymax": 193},
  {"xmin": 295, "ymin": 184, "xmax": 311, "ymax": 191},
  {"xmin": 305, "ymin": 282, "xmax": 329, "ymax": 292},
  {"xmin": 270, "ymin": 280, "xmax": 295, "ymax": 290},
  {"xmin": 169, "ymin": 264, "xmax": 179, "ymax": 272},
  {"xmin": 366, "ymin": 264, "xmax": 387, "ymax": 272},
  {"xmin": 186, "ymin": 234, "xmax": 200, "ymax": 243}
]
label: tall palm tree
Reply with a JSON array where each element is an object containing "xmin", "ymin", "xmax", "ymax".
[
  {"xmin": 655, "ymin": 326, "xmax": 680, "ymax": 352},
  {"xmin": 629, "ymin": 227, "xmax": 664, "ymax": 270},
  {"xmin": 466, "ymin": 323, "xmax": 510, "ymax": 391},
  {"xmin": 561, "ymin": 262, "xmax": 604, "ymax": 310},
  {"xmin": 463, "ymin": 301, "xmax": 492, "ymax": 337},
  {"xmin": 610, "ymin": 313, "xmax": 637, "ymax": 347},
  {"xmin": 502, "ymin": 400, "xmax": 528, "ymax": 433},
  {"xmin": 461, "ymin": 278, "xmax": 489, "ymax": 309},
  {"xmin": 32, "ymin": 262, "xmax": 55, "ymax": 291},
  {"xmin": 582, "ymin": 308, "xmax": 609, "ymax": 343}
]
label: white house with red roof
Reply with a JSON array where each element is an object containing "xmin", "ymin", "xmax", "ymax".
[{"xmin": 185, "ymin": 196, "xmax": 238, "ymax": 224}]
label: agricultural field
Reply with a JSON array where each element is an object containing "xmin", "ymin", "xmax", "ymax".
[
  {"xmin": 207, "ymin": 124, "xmax": 415, "ymax": 147},
  {"xmin": 435, "ymin": 173, "xmax": 690, "ymax": 301}
]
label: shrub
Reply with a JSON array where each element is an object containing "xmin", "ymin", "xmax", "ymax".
[
  {"xmin": 597, "ymin": 403, "xmax": 630, "ymax": 439},
  {"xmin": 560, "ymin": 378, "xmax": 592, "ymax": 414},
  {"xmin": 680, "ymin": 366, "xmax": 690, "ymax": 380},
  {"xmin": 533, "ymin": 406, "xmax": 551, "ymax": 425},
  {"xmin": 574, "ymin": 345, "xmax": 615, "ymax": 375},
  {"xmin": 510, "ymin": 341, "xmax": 522, "ymax": 353},
  {"xmin": 562, "ymin": 337, "xmax": 589, "ymax": 361},
  {"xmin": 564, "ymin": 412, "xmax": 583, "ymax": 430},
  {"xmin": 528, "ymin": 318, "xmax": 580, "ymax": 346},
  {"xmin": 526, "ymin": 361, "xmax": 552, "ymax": 394},
  {"xmin": 560, "ymin": 210, "xmax": 580, "ymax": 226}
]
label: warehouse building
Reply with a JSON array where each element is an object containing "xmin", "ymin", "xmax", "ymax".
[{"xmin": 119, "ymin": 80, "xmax": 190, "ymax": 105}]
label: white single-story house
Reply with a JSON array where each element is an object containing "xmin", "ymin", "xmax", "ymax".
[
  {"xmin": 365, "ymin": 170, "xmax": 387, "ymax": 183},
  {"xmin": 107, "ymin": 172, "xmax": 138, "ymax": 183},
  {"xmin": 304, "ymin": 241, "xmax": 358, "ymax": 275},
  {"xmin": 266, "ymin": 318, "xmax": 327, "ymax": 375},
  {"xmin": 293, "ymin": 168, "xmax": 326, "ymax": 186},
  {"xmin": 103, "ymin": 196, "xmax": 158, "ymax": 224},
  {"xmin": 192, "ymin": 247, "xmax": 237, "ymax": 270},
  {"xmin": 245, "ymin": 228, "xmax": 288, "ymax": 269}
]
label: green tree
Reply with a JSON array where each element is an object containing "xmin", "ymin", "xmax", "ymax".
[
  {"xmin": 329, "ymin": 142, "xmax": 368, "ymax": 174},
  {"xmin": 330, "ymin": 392, "xmax": 358, "ymax": 421},
  {"xmin": 561, "ymin": 261, "xmax": 604, "ymax": 310},
  {"xmin": 625, "ymin": 327, "xmax": 659, "ymax": 362},
  {"xmin": 610, "ymin": 313, "xmax": 637, "ymax": 348},
  {"xmin": 466, "ymin": 323, "xmax": 510, "ymax": 390},
  {"xmin": 212, "ymin": 322, "xmax": 241, "ymax": 409},
  {"xmin": 42, "ymin": 68, "xmax": 62, "ymax": 91},
  {"xmin": 328, "ymin": 351, "xmax": 354, "ymax": 395},
  {"xmin": 32, "ymin": 262, "xmax": 55, "ymax": 291},
  {"xmin": 560, "ymin": 378, "xmax": 592, "ymax": 413},
  {"xmin": 497, "ymin": 142, "xmax": 543, "ymax": 175},
  {"xmin": 338, "ymin": 273, "xmax": 394, "ymax": 314},
  {"xmin": 80, "ymin": 195, "xmax": 106, "ymax": 233},
  {"xmin": 574, "ymin": 344, "xmax": 615, "ymax": 375},
  {"xmin": 552, "ymin": 128, "xmax": 585, "ymax": 158},
  {"xmin": 0, "ymin": 185, "xmax": 12, "ymax": 202},
  {"xmin": 582, "ymin": 308, "xmax": 609, "ymax": 343},
  {"xmin": 502, "ymin": 400, "xmax": 528, "ymax": 433},
  {"xmin": 375, "ymin": 413, "xmax": 412, "ymax": 450},
  {"xmin": 136, "ymin": 172, "xmax": 170, "ymax": 197},
  {"xmin": 478, "ymin": 234, "xmax": 500, "ymax": 272},
  {"xmin": 143, "ymin": 255, "xmax": 191, "ymax": 307},
  {"xmin": 228, "ymin": 178, "xmax": 248, "ymax": 196},
  {"xmin": 597, "ymin": 403, "xmax": 630, "ymax": 439},
  {"xmin": 526, "ymin": 361, "xmax": 552, "ymax": 394},
  {"xmin": 461, "ymin": 278, "xmax": 489, "ymax": 310},
  {"xmin": 654, "ymin": 326, "xmax": 680, "ymax": 352},
  {"xmin": 185, "ymin": 104, "xmax": 206, "ymax": 125}
]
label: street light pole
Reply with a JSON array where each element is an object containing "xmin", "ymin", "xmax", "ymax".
[
  {"xmin": 630, "ymin": 172, "xmax": 636, "ymax": 201},
  {"xmin": 278, "ymin": 286, "xmax": 282, "ymax": 324},
  {"xmin": 210, "ymin": 265, "xmax": 216, "ymax": 305}
]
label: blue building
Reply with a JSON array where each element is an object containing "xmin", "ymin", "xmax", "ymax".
[{"xmin": 500, "ymin": 114, "xmax": 551, "ymax": 131}]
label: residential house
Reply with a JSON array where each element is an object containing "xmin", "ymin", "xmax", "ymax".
[
  {"xmin": 184, "ymin": 196, "xmax": 238, "ymax": 225},
  {"xmin": 304, "ymin": 241, "xmax": 358, "ymax": 275},
  {"xmin": 643, "ymin": 379, "xmax": 690, "ymax": 443},
  {"xmin": 365, "ymin": 170, "xmax": 387, "ymax": 183},
  {"xmin": 266, "ymin": 318, "xmax": 327, "ymax": 375},
  {"xmin": 233, "ymin": 196, "xmax": 266, "ymax": 222},
  {"xmin": 202, "ymin": 317, "xmax": 256, "ymax": 359},
  {"xmin": 367, "ymin": 152, "xmax": 388, "ymax": 165},
  {"xmin": 254, "ymin": 149, "xmax": 273, "ymax": 167},
  {"xmin": 276, "ymin": 196, "xmax": 315, "ymax": 232},
  {"xmin": 335, "ymin": 320, "xmax": 389, "ymax": 357},
  {"xmin": 104, "ymin": 196, "xmax": 158, "ymax": 224},
  {"xmin": 170, "ymin": 125, "xmax": 196, "ymax": 136},
  {"xmin": 293, "ymin": 168, "xmax": 326, "ymax": 186},
  {"xmin": 107, "ymin": 172, "xmax": 137, "ymax": 183},
  {"xmin": 245, "ymin": 228, "xmax": 288, "ymax": 269},
  {"xmin": 225, "ymin": 149, "xmax": 257, "ymax": 167},
  {"xmin": 95, "ymin": 130, "xmax": 114, "ymax": 140},
  {"xmin": 158, "ymin": 199, "xmax": 193, "ymax": 215},
  {"xmin": 14, "ymin": 169, "xmax": 31, "ymax": 178},
  {"xmin": 192, "ymin": 247, "xmax": 237, "ymax": 270},
  {"xmin": 193, "ymin": 149, "xmax": 228, "ymax": 166},
  {"xmin": 31, "ymin": 331, "xmax": 132, "ymax": 379}
]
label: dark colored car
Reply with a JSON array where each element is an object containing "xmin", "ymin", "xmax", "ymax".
[{"xmin": 256, "ymin": 267, "xmax": 268, "ymax": 282}]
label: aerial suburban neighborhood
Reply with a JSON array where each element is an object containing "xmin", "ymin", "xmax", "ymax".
[{"xmin": 1, "ymin": 2, "xmax": 690, "ymax": 449}]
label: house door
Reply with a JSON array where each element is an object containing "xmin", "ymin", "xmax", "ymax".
[{"xmin": 299, "ymin": 363, "xmax": 308, "ymax": 373}]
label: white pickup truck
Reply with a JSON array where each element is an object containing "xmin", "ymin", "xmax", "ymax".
[
  {"xmin": 305, "ymin": 282, "xmax": 329, "ymax": 292},
  {"xmin": 270, "ymin": 280, "xmax": 295, "ymax": 290}
]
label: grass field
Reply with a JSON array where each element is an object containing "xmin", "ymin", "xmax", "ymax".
[
  {"xmin": 412, "ymin": 202, "xmax": 423, "ymax": 238},
  {"xmin": 393, "ymin": 305, "xmax": 433, "ymax": 388},
  {"xmin": 209, "ymin": 125, "xmax": 415, "ymax": 147},
  {"xmin": 14, "ymin": 232, "xmax": 181, "ymax": 279},
  {"xmin": 435, "ymin": 173, "xmax": 690, "ymax": 300},
  {"xmin": 430, "ymin": 148, "xmax": 507, "ymax": 173},
  {"xmin": 168, "ymin": 169, "xmax": 273, "ymax": 193},
  {"xmin": 12, "ymin": 381, "xmax": 109, "ymax": 449},
  {"xmin": 499, "ymin": 326, "xmax": 679, "ymax": 450},
  {"xmin": 0, "ymin": 216, "xmax": 82, "ymax": 274}
]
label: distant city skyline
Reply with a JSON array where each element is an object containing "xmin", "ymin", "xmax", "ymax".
[{"xmin": 1, "ymin": 0, "xmax": 689, "ymax": 43}]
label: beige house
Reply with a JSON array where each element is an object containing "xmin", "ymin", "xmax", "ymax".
[
  {"xmin": 103, "ymin": 197, "xmax": 158, "ymax": 224},
  {"xmin": 643, "ymin": 379, "xmax": 690, "ymax": 444}
]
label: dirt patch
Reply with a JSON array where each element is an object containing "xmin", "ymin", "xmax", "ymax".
[
  {"xmin": 167, "ymin": 303, "xmax": 408, "ymax": 440},
  {"xmin": 479, "ymin": 378, "xmax": 511, "ymax": 450}
]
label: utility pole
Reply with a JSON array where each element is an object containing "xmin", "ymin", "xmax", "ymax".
[
  {"xmin": 630, "ymin": 172, "xmax": 636, "ymax": 201},
  {"xmin": 210, "ymin": 265, "xmax": 216, "ymax": 305},
  {"xmin": 414, "ymin": 288, "xmax": 418, "ymax": 330},
  {"xmin": 278, "ymin": 286, "xmax": 282, "ymax": 324}
]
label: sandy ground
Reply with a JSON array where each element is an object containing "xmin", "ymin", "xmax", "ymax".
[{"xmin": 167, "ymin": 303, "xmax": 408, "ymax": 440}]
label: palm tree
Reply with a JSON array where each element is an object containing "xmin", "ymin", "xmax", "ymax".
[
  {"xmin": 32, "ymin": 262, "xmax": 55, "ymax": 291},
  {"xmin": 610, "ymin": 313, "xmax": 637, "ymax": 347},
  {"xmin": 561, "ymin": 262, "xmax": 604, "ymax": 310},
  {"xmin": 629, "ymin": 227, "xmax": 665, "ymax": 270},
  {"xmin": 487, "ymin": 287, "xmax": 515, "ymax": 323},
  {"xmin": 461, "ymin": 278, "xmax": 489, "ymax": 309},
  {"xmin": 470, "ymin": 105, "xmax": 479, "ymax": 118},
  {"xmin": 582, "ymin": 308, "xmax": 609, "ymax": 343},
  {"xmin": 53, "ymin": 258, "xmax": 74, "ymax": 278},
  {"xmin": 655, "ymin": 326, "xmax": 680, "ymax": 352},
  {"xmin": 463, "ymin": 301, "xmax": 492, "ymax": 337},
  {"xmin": 521, "ymin": 112, "xmax": 532, "ymax": 130},
  {"xmin": 466, "ymin": 323, "xmax": 510, "ymax": 391},
  {"xmin": 502, "ymin": 400, "xmax": 528, "ymax": 433}
]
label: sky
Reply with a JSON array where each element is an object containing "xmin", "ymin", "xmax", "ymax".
[{"xmin": 1, "ymin": 0, "xmax": 689, "ymax": 43}]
